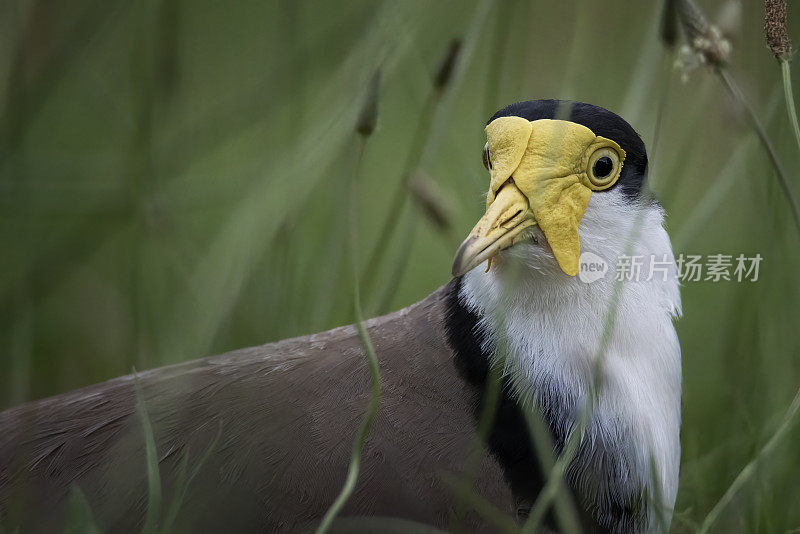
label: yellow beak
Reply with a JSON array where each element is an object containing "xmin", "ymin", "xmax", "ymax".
[{"xmin": 451, "ymin": 181, "xmax": 537, "ymax": 277}]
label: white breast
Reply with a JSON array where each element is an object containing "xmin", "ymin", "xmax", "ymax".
[{"xmin": 460, "ymin": 191, "xmax": 682, "ymax": 530}]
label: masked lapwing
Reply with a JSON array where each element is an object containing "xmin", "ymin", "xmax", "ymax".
[{"xmin": 0, "ymin": 100, "xmax": 681, "ymax": 533}]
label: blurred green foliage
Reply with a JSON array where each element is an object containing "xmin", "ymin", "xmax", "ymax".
[{"xmin": 2, "ymin": 0, "xmax": 800, "ymax": 531}]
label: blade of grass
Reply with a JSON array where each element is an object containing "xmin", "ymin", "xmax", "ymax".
[
  {"xmin": 369, "ymin": 0, "xmax": 494, "ymax": 312},
  {"xmin": 375, "ymin": 212, "xmax": 418, "ymax": 314},
  {"xmin": 161, "ymin": 0, "xmax": 411, "ymax": 363},
  {"xmin": 312, "ymin": 516, "xmax": 449, "ymax": 534},
  {"xmin": 673, "ymin": 0, "xmax": 800, "ymax": 237},
  {"xmin": 673, "ymin": 79, "xmax": 781, "ymax": 249},
  {"xmin": 697, "ymin": 388, "xmax": 800, "ymax": 533},
  {"xmin": 519, "ymin": 403, "xmax": 582, "ymax": 533},
  {"xmin": 64, "ymin": 486, "xmax": 100, "ymax": 534},
  {"xmin": 482, "ymin": 0, "xmax": 514, "ymax": 117},
  {"xmin": 525, "ymin": 55, "xmax": 675, "ymax": 529},
  {"xmin": 779, "ymin": 59, "xmax": 800, "ymax": 155},
  {"xmin": 315, "ymin": 134, "xmax": 382, "ymax": 534},
  {"xmin": 133, "ymin": 370, "xmax": 162, "ymax": 534},
  {"xmin": 523, "ymin": 207, "xmax": 648, "ymax": 533},
  {"xmin": 648, "ymin": 454, "xmax": 670, "ymax": 533},
  {"xmin": 714, "ymin": 66, "xmax": 800, "ymax": 236},
  {"xmin": 521, "ymin": 222, "xmax": 642, "ymax": 531},
  {"xmin": 440, "ymin": 473, "xmax": 520, "ymax": 534},
  {"xmin": 764, "ymin": 1, "xmax": 799, "ymax": 153},
  {"xmin": 161, "ymin": 420, "xmax": 223, "ymax": 531},
  {"xmin": 360, "ymin": 92, "xmax": 436, "ymax": 301},
  {"xmin": 521, "ymin": 410, "xmax": 588, "ymax": 533},
  {"xmin": 362, "ymin": 38, "xmax": 462, "ymax": 304},
  {"xmin": 449, "ymin": 358, "xmax": 505, "ymax": 532},
  {"xmin": 419, "ymin": 0, "xmax": 496, "ymax": 166},
  {"xmin": 673, "ymin": 138, "xmax": 754, "ymax": 249}
]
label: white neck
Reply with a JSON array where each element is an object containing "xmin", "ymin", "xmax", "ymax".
[{"xmin": 460, "ymin": 191, "xmax": 682, "ymax": 531}]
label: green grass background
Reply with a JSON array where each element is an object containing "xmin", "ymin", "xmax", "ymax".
[{"xmin": 2, "ymin": 0, "xmax": 800, "ymax": 531}]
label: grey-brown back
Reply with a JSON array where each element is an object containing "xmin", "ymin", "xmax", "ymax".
[{"xmin": 0, "ymin": 287, "xmax": 514, "ymax": 532}]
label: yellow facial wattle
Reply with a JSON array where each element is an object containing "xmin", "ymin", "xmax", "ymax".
[{"xmin": 452, "ymin": 117, "xmax": 626, "ymax": 278}]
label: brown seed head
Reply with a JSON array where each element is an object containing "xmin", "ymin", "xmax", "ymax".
[
  {"xmin": 410, "ymin": 174, "xmax": 452, "ymax": 232},
  {"xmin": 765, "ymin": 0, "xmax": 792, "ymax": 60},
  {"xmin": 356, "ymin": 69, "xmax": 381, "ymax": 137},
  {"xmin": 675, "ymin": 0, "xmax": 731, "ymax": 65},
  {"xmin": 433, "ymin": 39, "xmax": 462, "ymax": 91}
]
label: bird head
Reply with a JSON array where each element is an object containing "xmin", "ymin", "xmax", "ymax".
[{"xmin": 452, "ymin": 100, "xmax": 647, "ymax": 278}]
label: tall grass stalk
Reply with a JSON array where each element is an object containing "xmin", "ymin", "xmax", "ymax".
[
  {"xmin": 524, "ymin": 52, "xmax": 675, "ymax": 528},
  {"xmin": 375, "ymin": 215, "xmax": 419, "ymax": 314},
  {"xmin": 521, "ymin": 240, "xmax": 635, "ymax": 532},
  {"xmin": 449, "ymin": 360, "xmax": 505, "ymax": 532},
  {"xmin": 520, "ymin": 406, "xmax": 582, "ymax": 533},
  {"xmin": 673, "ymin": 85, "xmax": 780, "ymax": 249},
  {"xmin": 362, "ymin": 38, "xmax": 461, "ymax": 309},
  {"xmin": 6, "ymin": 0, "xmax": 800, "ymax": 531},
  {"xmin": 133, "ymin": 371, "xmax": 162, "ymax": 534},
  {"xmin": 368, "ymin": 0, "xmax": 496, "ymax": 312},
  {"xmin": 524, "ymin": 209, "xmax": 653, "ymax": 532},
  {"xmin": 64, "ymin": 486, "xmax": 101, "ymax": 534},
  {"xmin": 764, "ymin": 0, "xmax": 800, "ymax": 155},
  {"xmin": 440, "ymin": 472, "xmax": 520, "ymax": 534},
  {"xmin": 315, "ymin": 136, "xmax": 382, "ymax": 534},
  {"xmin": 697, "ymin": 388, "xmax": 800, "ymax": 533},
  {"xmin": 161, "ymin": 421, "xmax": 223, "ymax": 532},
  {"xmin": 673, "ymin": 0, "xmax": 800, "ymax": 235},
  {"xmin": 674, "ymin": 139, "xmax": 753, "ymax": 249},
  {"xmin": 668, "ymin": 5, "xmax": 800, "ymax": 528},
  {"xmin": 780, "ymin": 60, "xmax": 800, "ymax": 155},
  {"xmin": 432, "ymin": 365, "xmax": 532, "ymax": 530},
  {"xmin": 361, "ymin": 94, "xmax": 436, "ymax": 303},
  {"xmin": 519, "ymin": 10, "xmax": 672, "ymax": 529},
  {"xmin": 521, "ymin": 410, "xmax": 587, "ymax": 533},
  {"xmin": 482, "ymin": 0, "xmax": 513, "ymax": 116},
  {"xmin": 390, "ymin": 12, "xmax": 528, "ymax": 512},
  {"xmin": 420, "ymin": 0, "xmax": 496, "ymax": 163},
  {"xmin": 714, "ymin": 66, "xmax": 800, "ymax": 235}
]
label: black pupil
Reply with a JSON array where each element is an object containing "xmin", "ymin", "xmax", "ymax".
[{"xmin": 593, "ymin": 156, "xmax": 613, "ymax": 178}]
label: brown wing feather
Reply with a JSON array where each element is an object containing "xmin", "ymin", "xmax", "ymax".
[{"xmin": 0, "ymin": 287, "xmax": 514, "ymax": 532}]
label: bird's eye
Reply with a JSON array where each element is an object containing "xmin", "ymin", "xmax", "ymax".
[
  {"xmin": 593, "ymin": 157, "xmax": 613, "ymax": 178},
  {"xmin": 482, "ymin": 142, "xmax": 492, "ymax": 171},
  {"xmin": 586, "ymin": 147, "xmax": 622, "ymax": 189}
]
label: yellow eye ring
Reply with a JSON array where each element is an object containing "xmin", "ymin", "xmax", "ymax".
[{"xmin": 586, "ymin": 146, "xmax": 623, "ymax": 190}]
